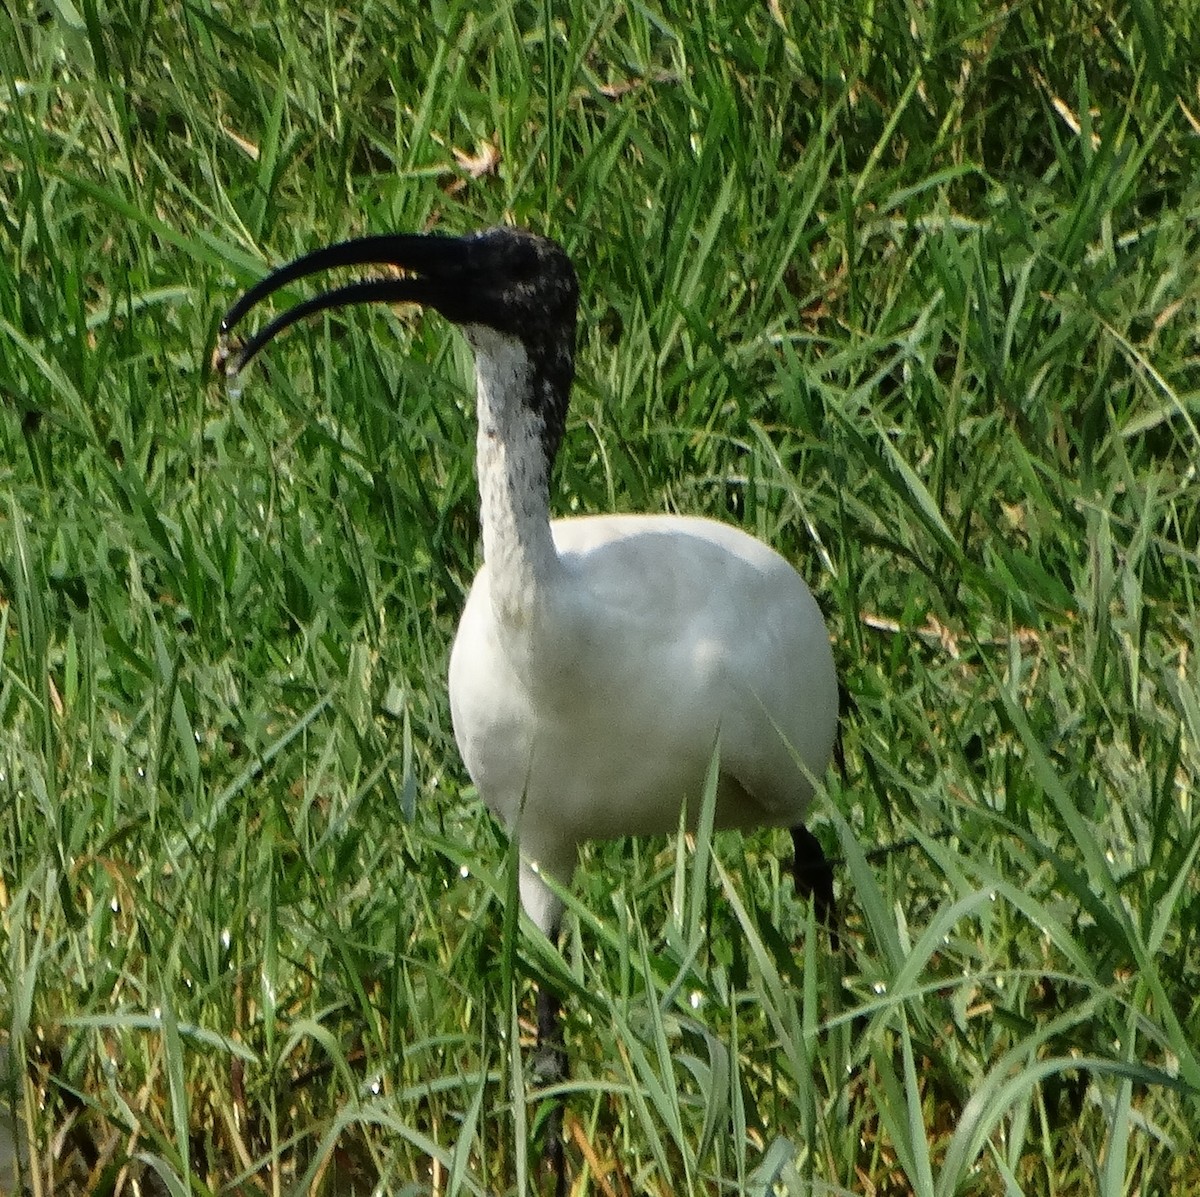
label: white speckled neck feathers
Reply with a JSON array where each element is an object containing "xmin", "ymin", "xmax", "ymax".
[{"xmin": 465, "ymin": 323, "xmax": 563, "ymax": 624}]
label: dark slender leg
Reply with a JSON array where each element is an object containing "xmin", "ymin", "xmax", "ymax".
[
  {"xmin": 535, "ymin": 983, "xmax": 567, "ymax": 1197},
  {"xmin": 791, "ymin": 824, "xmax": 839, "ymax": 949}
]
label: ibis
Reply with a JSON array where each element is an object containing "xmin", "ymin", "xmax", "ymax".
[{"xmin": 218, "ymin": 226, "xmax": 840, "ymax": 1195}]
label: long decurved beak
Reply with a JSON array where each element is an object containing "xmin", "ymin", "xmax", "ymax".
[{"xmin": 217, "ymin": 233, "xmax": 470, "ymax": 376}]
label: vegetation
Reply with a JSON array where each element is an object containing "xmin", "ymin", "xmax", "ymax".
[{"xmin": 2, "ymin": 1, "xmax": 1198, "ymax": 1193}]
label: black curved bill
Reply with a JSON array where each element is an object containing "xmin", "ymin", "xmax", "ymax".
[{"xmin": 218, "ymin": 232, "xmax": 469, "ymax": 375}]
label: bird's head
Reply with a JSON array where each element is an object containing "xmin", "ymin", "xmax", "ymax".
[{"xmin": 217, "ymin": 226, "xmax": 579, "ymax": 462}]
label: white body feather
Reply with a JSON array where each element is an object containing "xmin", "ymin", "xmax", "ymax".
[{"xmin": 449, "ymin": 328, "xmax": 838, "ymax": 934}]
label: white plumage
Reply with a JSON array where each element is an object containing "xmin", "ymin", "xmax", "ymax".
[
  {"xmin": 451, "ymin": 509, "xmax": 838, "ymax": 935},
  {"xmin": 219, "ymin": 226, "xmax": 839, "ymax": 1196}
]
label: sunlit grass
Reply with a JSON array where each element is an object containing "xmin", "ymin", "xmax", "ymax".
[{"xmin": 2, "ymin": 1, "xmax": 1198, "ymax": 1194}]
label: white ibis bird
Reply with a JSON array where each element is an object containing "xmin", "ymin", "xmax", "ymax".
[{"xmin": 218, "ymin": 226, "xmax": 840, "ymax": 1195}]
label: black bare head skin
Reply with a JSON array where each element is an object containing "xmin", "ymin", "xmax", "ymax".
[
  {"xmin": 219, "ymin": 226, "xmax": 579, "ymax": 468},
  {"xmin": 440, "ymin": 228, "xmax": 578, "ymax": 340},
  {"xmin": 455, "ymin": 229, "xmax": 578, "ymax": 467}
]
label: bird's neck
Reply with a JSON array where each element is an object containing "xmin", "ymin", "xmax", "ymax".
[{"xmin": 470, "ymin": 329, "xmax": 562, "ymax": 623}]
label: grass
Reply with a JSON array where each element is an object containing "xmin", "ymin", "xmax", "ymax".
[{"xmin": 1, "ymin": 0, "xmax": 1199, "ymax": 1193}]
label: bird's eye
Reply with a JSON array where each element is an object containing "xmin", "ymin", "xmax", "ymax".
[{"xmin": 510, "ymin": 254, "xmax": 538, "ymax": 282}]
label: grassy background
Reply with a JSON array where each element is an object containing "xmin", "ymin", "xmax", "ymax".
[{"xmin": 2, "ymin": 1, "xmax": 1199, "ymax": 1193}]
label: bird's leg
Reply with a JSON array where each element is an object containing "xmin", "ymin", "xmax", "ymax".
[
  {"xmin": 791, "ymin": 824, "xmax": 839, "ymax": 949},
  {"xmin": 535, "ymin": 982, "xmax": 567, "ymax": 1197}
]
